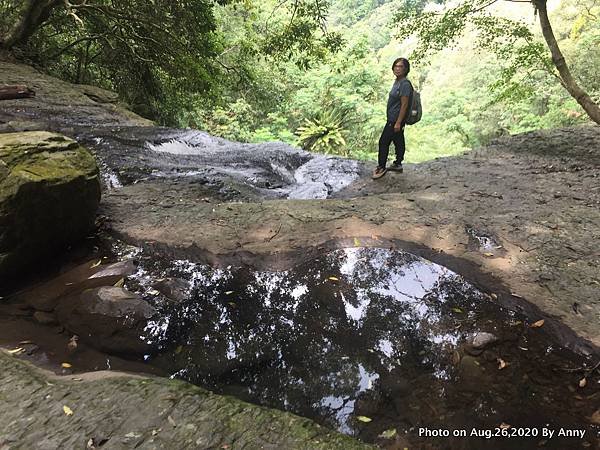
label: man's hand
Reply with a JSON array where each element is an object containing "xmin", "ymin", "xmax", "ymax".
[{"xmin": 394, "ymin": 122, "xmax": 402, "ymax": 133}]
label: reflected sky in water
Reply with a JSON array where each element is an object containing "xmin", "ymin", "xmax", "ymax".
[
  {"xmin": 128, "ymin": 247, "xmax": 598, "ymax": 447},
  {"xmin": 135, "ymin": 249, "xmax": 484, "ymax": 430}
]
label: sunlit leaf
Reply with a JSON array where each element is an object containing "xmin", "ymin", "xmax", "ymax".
[
  {"xmin": 579, "ymin": 377, "xmax": 587, "ymax": 388},
  {"xmin": 113, "ymin": 278, "xmax": 125, "ymax": 288},
  {"xmin": 175, "ymin": 346, "xmax": 183, "ymax": 354},
  {"xmin": 499, "ymin": 422, "xmax": 511, "ymax": 430},
  {"xmin": 225, "ymin": 291, "xmax": 234, "ymax": 295},
  {"xmin": 354, "ymin": 237, "xmax": 361, "ymax": 247},
  {"xmin": 451, "ymin": 307, "xmax": 463, "ymax": 313},
  {"xmin": 490, "ymin": 293, "xmax": 498, "ymax": 300},
  {"xmin": 61, "ymin": 362, "xmax": 72, "ymax": 368},
  {"xmin": 378, "ymin": 428, "xmax": 397, "ymax": 439},
  {"xmin": 483, "ymin": 252, "xmax": 494, "ymax": 257},
  {"xmin": 90, "ymin": 260, "xmax": 102, "ymax": 268},
  {"xmin": 530, "ymin": 319, "xmax": 545, "ymax": 328},
  {"xmin": 8, "ymin": 347, "xmax": 24, "ymax": 355},
  {"xmin": 328, "ymin": 276, "xmax": 339, "ymax": 281},
  {"xmin": 356, "ymin": 415, "xmax": 372, "ymax": 423},
  {"xmin": 63, "ymin": 405, "xmax": 74, "ymax": 416},
  {"xmin": 497, "ymin": 358, "xmax": 507, "ymax": 370}
]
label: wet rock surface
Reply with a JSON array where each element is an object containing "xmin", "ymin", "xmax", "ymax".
[
  {"xmin": 56, "ymin": 286, "xmax": 157, "ymax": 355},
  {"xmin": 0, "ymin": 352, "xmax": 368, "ymax": 450}
]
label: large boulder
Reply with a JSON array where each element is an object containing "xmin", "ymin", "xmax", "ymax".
[
  {"xmin": 0, "ymin": 131, "xmax": 101, "ymax": 280},
  {"xmin": 56, "ymin": 286, "xmax": 157, "ymax": 355}
]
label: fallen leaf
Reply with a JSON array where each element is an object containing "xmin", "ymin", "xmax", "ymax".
[
  {"xmin": 328, "ymin": 276, "xmax": 339, "ymax": 281},
  {"xmin": 19, "ymin": 340, "xmax": 34, "ymax": 345},
  {"xmin": 451, "ymin": 307, "xmax": 463, "ymax": 314},
  {"xmin": 63, "ymin": 405, "xmax": 74, "ymax": 416},
  {"xmin": 378, "ymin": 428, "xmax": 397, "ymax": 439},
  {"xmin": 530, "ymin": 319, "xmax": 545, "ymax": 328},
  {"xmin": 356, "ymin": 415, "xmax": 372, "ymax": 423},
  {"xmin": 71, "ymin": 378, "xmax": 83, "ymax": 381},
  {"xmin": 8, "ymin": 347, "xmax": 24, "ymax": 355},
  {"xmin": 490, "ymin": 293, "xmax": 498, "ymax": 300},
  {"xmin": 579, "ymin": 378, "xmax": 587, "ymax": 388},
  {"xmin": 90, "ymin": 260, "xmax": 102, "ymax": 268},
  {"xmin": 224, "ymin": 291, "xmax": 234, "ymax": 295},
  {"xmin": 590, "ymin": 410, "xmax": 600, "ymax": 425},
  {"xmin": 497, "ymin": 358, "xmax": 507, "ymax": 370},
  {"xmin": 175, "ymin": 345, "xmax": 183, "ymax": 354},
  {"xmin": 483, "ymin": 252, "xmax": 494, "ymax": 257},
  {"xmin": 61, "ymin": 362, "xmax": 72, "ymax": 368},
  {"xmin": 499, "ymin": 422, "xmax": 511, "ymax": 430},
  {"xmin": 354, "ymin": 237, "xmax": 361, "ymax": 247},
  {"xmin": 113, "ymin": 278, "xmax": 124, "ymax": 288},
  {"xmin": 167, "ymin": 415, "xmax": 177, "ymax": 427}
]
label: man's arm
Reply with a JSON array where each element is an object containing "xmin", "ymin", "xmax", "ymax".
[{"xmin": 394, "ymin": 96, "xmax": 409, "ymax": 132}]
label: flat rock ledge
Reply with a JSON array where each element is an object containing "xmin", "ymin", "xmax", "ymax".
[{"xmin": 0, "ymin": 351, "xmax": 372, "ymax": 449}]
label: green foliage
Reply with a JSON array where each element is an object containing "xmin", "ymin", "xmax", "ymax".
[
  {"xmin": 296, "ymin": 109, "xmax": 347, "ymax": 154},
  {"xmin": 1, "ymin": 0, "xmax": 343, "ymax": 124},
  {"xmin": 3, "ymin": 0, "xmax": 597, "ymax": 163}
]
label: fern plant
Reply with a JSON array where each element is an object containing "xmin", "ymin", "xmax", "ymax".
[{"xmin": 295, "ymin": 109, "xmax": 348, "ymax": 156}]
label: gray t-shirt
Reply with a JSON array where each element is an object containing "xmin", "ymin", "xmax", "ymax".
[{"xmin": 386, "ymin": 78, "xmax": 412, "ymax": 122}]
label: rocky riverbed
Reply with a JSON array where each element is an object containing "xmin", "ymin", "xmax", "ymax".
[{"xmin": 1, "ymin": 60, "xmax": 599, "ymax": 449}]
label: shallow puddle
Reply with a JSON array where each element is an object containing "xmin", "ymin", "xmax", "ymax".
[{"xmin": 121, "ymin": 247, "xmax": 599, "ymax": 449}]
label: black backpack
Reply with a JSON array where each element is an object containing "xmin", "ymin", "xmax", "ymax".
[{"xmin": 405, "ymin": 81, "xmax": 422, "ymax": 125}]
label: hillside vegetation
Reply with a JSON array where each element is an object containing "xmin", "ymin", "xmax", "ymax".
[{"xmin": 1, "ymin": 0, "xmax": 598, "ymax": 162}]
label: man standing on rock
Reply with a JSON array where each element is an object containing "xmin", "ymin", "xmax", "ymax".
[{"xmin": 372, "ymin": 57, "xmax": 413, "ymax": 180}]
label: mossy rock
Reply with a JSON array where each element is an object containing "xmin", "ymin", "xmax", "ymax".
[
  {"xmin": 0, "ymin": 131, "xmax": 100, "ymax": 280},
  {"xmin": 0, "ymin": 351, "xmax": 374, "ymax": 449}
]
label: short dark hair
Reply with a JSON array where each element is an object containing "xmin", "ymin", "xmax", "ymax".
[{"xmin": 392, "ymin": 57, "xmax": 410, "ymax": 75}]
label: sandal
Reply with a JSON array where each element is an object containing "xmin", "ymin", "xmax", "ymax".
[{"xmin": 372, "ymin": 166, "xmax": 387, "ymax": 179}]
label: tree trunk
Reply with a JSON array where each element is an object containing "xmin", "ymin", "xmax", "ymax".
[
  {"xmin": 0, "ymin": 0, "xmax": 62, "ymax": 50},
  {"xmin": 535, "ymin": 0, "xmax": 600, "ymax": 125}
]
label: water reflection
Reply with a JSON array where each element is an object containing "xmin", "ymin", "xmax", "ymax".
[{"xmin": 127, "ymin": 248, "xmax": 598, "ymax": 448}]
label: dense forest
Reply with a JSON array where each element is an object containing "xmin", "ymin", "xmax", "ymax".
[{"xmin": 1, "ymin": 0, "xmax": 598, "ymax": 162}]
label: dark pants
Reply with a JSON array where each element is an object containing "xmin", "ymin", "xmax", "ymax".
[{"xmin": 378, "ymin": 122, "xmax": 405, "ymax": 169}]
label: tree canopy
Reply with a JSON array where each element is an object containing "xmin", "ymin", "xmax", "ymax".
[
  {"xmin": 0, "ymin": 0, "xmax": 342, "ymax": 122},
  {"xmin": 394, "ymin": 0, "xmax": 600, "ymax": 124}
]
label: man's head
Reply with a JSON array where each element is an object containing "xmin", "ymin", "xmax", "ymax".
[{"xmin": 392, "ymin": 57, "xmax": 410, "ymax": 77}]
